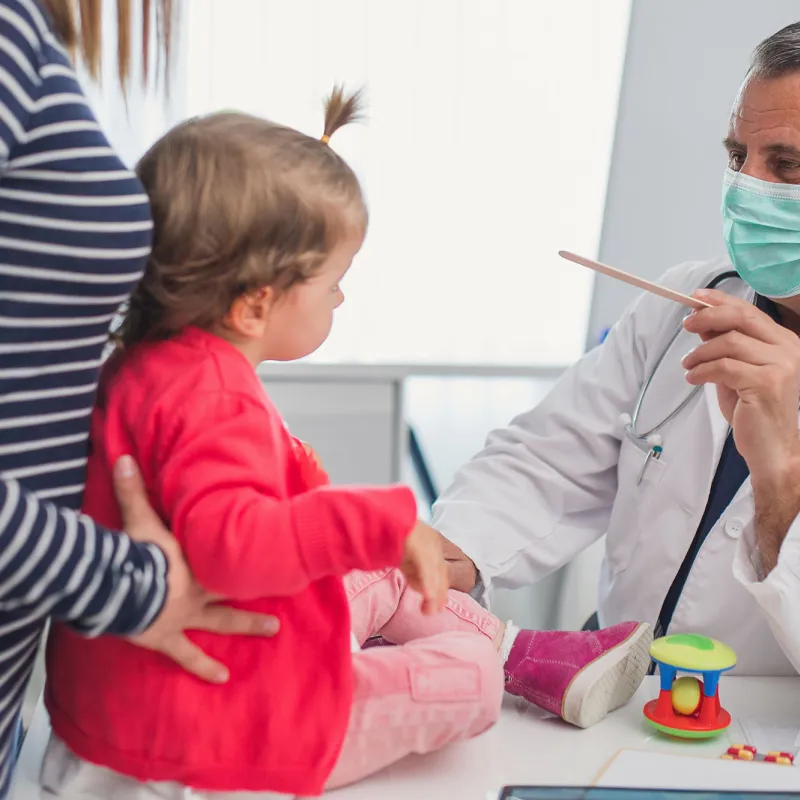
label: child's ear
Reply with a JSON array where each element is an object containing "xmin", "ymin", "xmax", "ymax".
[{"xmin": 225, "ymin": 287, "xmax": 274, "ymax": 338}]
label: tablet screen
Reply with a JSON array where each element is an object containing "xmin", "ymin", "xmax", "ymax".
[{"xmin": 500, "ymin": 788, "xmax": 799, "ymax": 800}]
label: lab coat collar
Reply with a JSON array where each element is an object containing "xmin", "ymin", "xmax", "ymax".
[
  {"xmin": 700, "ymin": 274, "xmax": 755, "ymax": 479},
  {"xmin": 702, "ymin": 384, "xmax": 729, "ymax": 473}
]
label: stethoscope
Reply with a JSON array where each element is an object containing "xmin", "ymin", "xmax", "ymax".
[{"xmin": 619, "ymin": 271, "xmax": 742, "ymax": 485}]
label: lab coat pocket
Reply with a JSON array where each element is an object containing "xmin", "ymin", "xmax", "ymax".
[
  {"xmin": 618, "ymin": 435, "xmax": 669, "ymax": 489},
  {"xmin": 605, "ymin": 437, "xmax": 669, "ymax": 575}
]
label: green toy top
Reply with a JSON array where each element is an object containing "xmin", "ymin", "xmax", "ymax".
[{"xmin": 650, "ymin": 633, "xmax": 737, "ymax": 672}]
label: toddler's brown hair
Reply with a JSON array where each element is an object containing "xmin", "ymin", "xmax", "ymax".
[{"xmin": 118, "ymin": 87, "xmax": 365, "ymax": 348}]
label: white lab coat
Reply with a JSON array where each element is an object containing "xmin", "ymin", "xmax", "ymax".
[{"xmin": 432, "ymin": 258, "xmax": 800, "ymax": 677}]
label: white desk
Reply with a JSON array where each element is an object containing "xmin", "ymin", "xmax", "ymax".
[{"xmin": 13, "ymin": 677, "xmax": 800, "ymax": 799}]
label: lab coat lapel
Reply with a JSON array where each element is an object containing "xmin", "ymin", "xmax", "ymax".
[
  {"xmin": 702, "ymin": 383, "xmax": 730, "ymax": 465},
  {"xmin": 700, "ymin": 273, "xmax": 750, "ymax": 478}
]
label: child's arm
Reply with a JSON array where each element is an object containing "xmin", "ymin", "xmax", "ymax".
[{"xmin": 156, "ymin": 392, "xmax": 416, "ymax": 600}]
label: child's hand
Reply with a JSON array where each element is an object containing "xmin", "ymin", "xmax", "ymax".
[
  {"xmin": 297, "ymin": 440, "xmax": 330, "ymax": 488},
  {"xmin": 400, "ymin": 520, "xmax": 448, "ymax": 615},
  {"xmin": 300, "ymin": 441, "xmax": 324, "ymax": 470}
]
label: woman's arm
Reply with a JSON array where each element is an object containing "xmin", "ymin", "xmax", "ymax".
[
  {"xmin": 0, "ymin": 476, "xmax": 165, "ymax": 634},
  {"xmin": 0, "ymin": 459, "xmax": 280, "ymax": 683}
]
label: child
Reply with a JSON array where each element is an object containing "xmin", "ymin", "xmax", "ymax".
[{"xmin": 42, "ymin": 89, "xmax": 651, "ymax": 799}]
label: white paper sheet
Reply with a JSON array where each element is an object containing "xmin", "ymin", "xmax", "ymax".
[
  {"xmin": 594, "ymin": 749, "xmax": 800, "ymax": 792},
  {"xmin": 727, "ymin": 716, "xmax": 800, "ymax": 756}
]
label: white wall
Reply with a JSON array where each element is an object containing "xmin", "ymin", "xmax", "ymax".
[
  {"xmin": 182, "ymin": 0, "xmax": 631, "ymax": 368},
  {"xmin": 587, "ymin": 0, "xmax": 800, "ymax": 344},
  {"xmin": 79, "ymin": 0, "xmax": 186, "ymax": 167}
]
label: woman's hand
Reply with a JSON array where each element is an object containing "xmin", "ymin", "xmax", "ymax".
[
  {"xmin": 113, "ymin": 456, "xmax": 280, "ymax": 683},
  {"xmin": 400, "ymin": 520, "xmax": 448, "ymax": 614}
]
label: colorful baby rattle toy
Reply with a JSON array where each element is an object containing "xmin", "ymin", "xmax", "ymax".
[{"xmin": 643, "ymin": 633, "xmax": 737, "ymax": 739}]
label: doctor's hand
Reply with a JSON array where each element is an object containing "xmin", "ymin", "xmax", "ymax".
[
  {"xmin": 400, "ymin": 521, "xmax": 449, "ymax": 615},
  {"xmin": 682, "ymin": 289, "xmax": 800, "ymax": 487},
  {"xmin": 440, "ymin": 534, "xmax": 479, "ymax": 593},
  {"xmin": 682, "ymin": 289, "xmax": 800, "ymax": 572}
]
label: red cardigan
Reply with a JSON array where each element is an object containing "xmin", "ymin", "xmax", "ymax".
[{"xmin": 45, "ymin": 328, "xmax": 416, "ymax": 796}]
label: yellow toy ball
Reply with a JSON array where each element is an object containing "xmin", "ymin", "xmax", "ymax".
[{"xmin": 671, "ymin": 675, "xmax": 702, "ymax": 715}]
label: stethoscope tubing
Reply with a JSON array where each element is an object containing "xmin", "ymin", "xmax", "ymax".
[{"xmin": 623, "ymin": 271, "xmax": 742, "ymax": 451}]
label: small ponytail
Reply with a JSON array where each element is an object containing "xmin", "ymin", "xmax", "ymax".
[{"xmin": 321, "ymin": 85, "xmax": 364, "ymax": 144}]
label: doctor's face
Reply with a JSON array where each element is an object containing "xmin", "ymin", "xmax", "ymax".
[
  {"xmin": 725, "ymin": 71, "xmax": 800, "ymax": 314},
  {"xmin": 725, "ymin": 72, "xmax": 800, "ymax": 185}
]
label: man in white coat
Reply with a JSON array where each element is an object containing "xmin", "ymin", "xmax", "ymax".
[{"xmin": 433, "ymin": 21, "xmax": 800, "ymax": 677}]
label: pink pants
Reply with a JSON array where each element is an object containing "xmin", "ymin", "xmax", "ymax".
[
  {"xmin": 40, "ymin": 569, "xmax": 504, "ymax": 799},
  {"xmin": 327, "ymin": 568, "xmax": 504, "ymax": 790}
]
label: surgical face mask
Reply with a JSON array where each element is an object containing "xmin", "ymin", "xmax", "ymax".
[{"xmin": 721, "ymin": 167, "xmax": 800, "ymax": 298}]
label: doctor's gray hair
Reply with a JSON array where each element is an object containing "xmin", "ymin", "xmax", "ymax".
[{"xmin": 750, "ymin": 22, "xmax": 800, "ymax": 78}]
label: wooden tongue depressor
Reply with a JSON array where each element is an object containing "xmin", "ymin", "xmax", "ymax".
[{"xmin": 558, "ymin": 250, "xmax": 712, "ymax": 310}]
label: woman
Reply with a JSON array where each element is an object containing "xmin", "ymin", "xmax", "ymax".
[{"xmin": 0, "ymin": 0, "xmax": 278, "ymax": 793}]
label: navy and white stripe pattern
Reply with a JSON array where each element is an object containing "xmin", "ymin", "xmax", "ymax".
[{"xmin": 0, "ymin": 1, "xmax": 168, "ymax": 793}]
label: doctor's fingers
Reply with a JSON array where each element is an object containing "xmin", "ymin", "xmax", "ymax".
[
  {"xmin": 446, "ymin": 558, "xmax": 478, "ymax": 594},
  {"xmin": 693, "ymin": 287, "xmax": 752, "ymax": 307},
  {"xmin": 685, "ymin": 356, "xmax": 800, "ymax": 400},
  {"xmin": 684, "ymin": 358, "xmax": 763, "ymax": 392},
  {"xmin": 684, "ymin": 300, "xmax": 791, "ymax": 346},
  {"xmin": 440, "ymin": 533, "xmax": 469, "ymax": 561},
  {"xmin": 682, "ymin": 331, "xmax": 778, "ymax": 370}
]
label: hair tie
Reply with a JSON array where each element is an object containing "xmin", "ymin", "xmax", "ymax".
[{"xmin": 320, "ymin": 134, "xmax": 330, "ymax": 144}]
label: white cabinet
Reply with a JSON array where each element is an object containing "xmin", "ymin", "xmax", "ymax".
[{"xmin": 263, "ymin": 378, "xmax": 403, "ymax": 486}]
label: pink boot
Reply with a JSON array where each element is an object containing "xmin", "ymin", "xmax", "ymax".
[{"xmin": 504, "ymin": 622, "xmax": 652, "ymax": 728}]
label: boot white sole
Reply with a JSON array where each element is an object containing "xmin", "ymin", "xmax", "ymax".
[{"xmin": 561, "ymin": 622, "xmax": 653, "ymax": 729}]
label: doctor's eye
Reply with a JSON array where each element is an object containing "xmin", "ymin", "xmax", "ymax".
[{"xmin": 727, "ymin": 152, "xmax": 745, "ymax": 171}]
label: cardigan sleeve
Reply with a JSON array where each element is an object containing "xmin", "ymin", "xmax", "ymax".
[{"xmin": 156, "ymin": 392, "xmax": 417, "ymax": 599}]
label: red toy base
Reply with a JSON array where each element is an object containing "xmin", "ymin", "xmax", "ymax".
[{"xmin": 643, "ymin": 698, "xmax": 731, "ymax": 736}]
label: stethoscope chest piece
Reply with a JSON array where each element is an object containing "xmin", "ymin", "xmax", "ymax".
[{"xmin": 620, "ymin": 412, "xmax": 665, "ymax": 485}]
